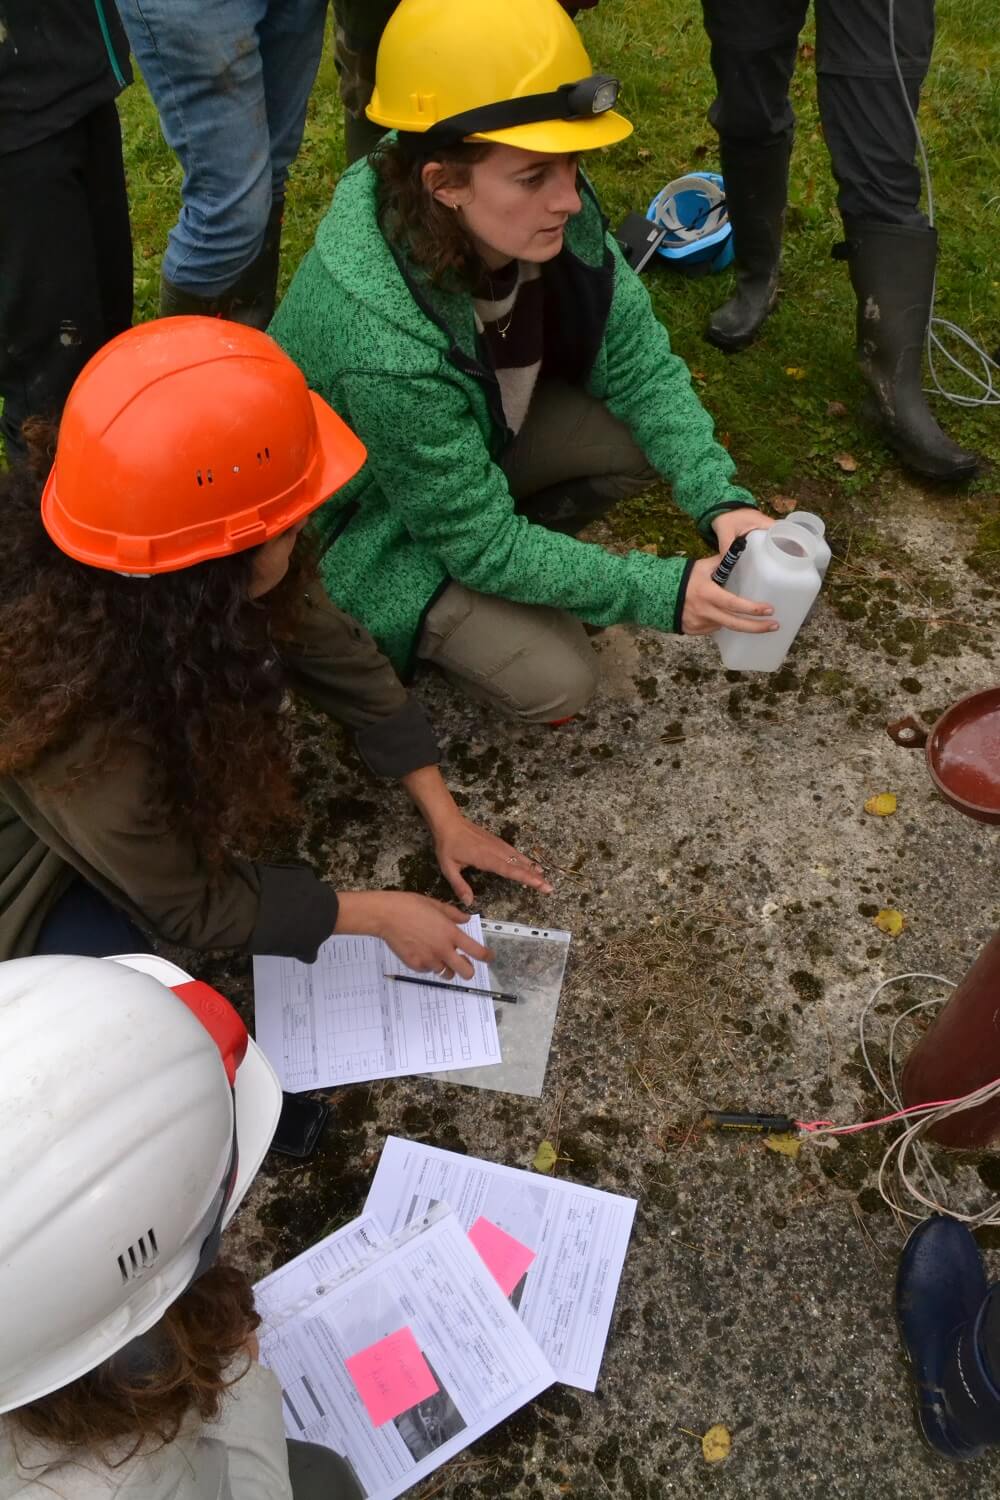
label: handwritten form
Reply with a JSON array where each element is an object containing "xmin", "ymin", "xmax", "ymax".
[
  {"xmin": 252, "ymin": 917, "xmax": 500, "ymax": 1091},
  {"xmin": 257, "ymin": 1209, "xmax": 553, "ymax": 1500},
  {"xmin": 365, "ymin": 1137, "xmax": 636, "ymax": 1391}
]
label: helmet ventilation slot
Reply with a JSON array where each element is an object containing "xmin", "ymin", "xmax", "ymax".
[
  {"xmin": 117, "ymin": 1228, "xmax": 159, "ymax": 1283},
  {"xmin": 195, "ymin": 469, "xmax": 214, "ymax": 487}
]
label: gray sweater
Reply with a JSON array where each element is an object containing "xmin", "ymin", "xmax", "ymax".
[{"xmin": 0, "ymin": 1363, "xmax": 291, "ymax": 1500}]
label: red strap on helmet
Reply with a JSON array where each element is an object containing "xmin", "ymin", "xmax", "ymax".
[{"xmin": 170, "ymin": 980, "xmax": 248, "ymax": 1086}]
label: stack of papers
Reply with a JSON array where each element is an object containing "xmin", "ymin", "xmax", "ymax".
[
  {"xmin": 256, "ymin": 1140, "xmax": 636, "ymax": 1499},
  {"xmin": 253, "ymin": 918, "xmax": 500, "ymax": 1091}
]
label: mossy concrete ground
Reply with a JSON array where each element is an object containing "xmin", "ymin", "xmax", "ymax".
[{"xmin": 204, "ymin": 475, "xmax": 1000, "ymax": 1499}]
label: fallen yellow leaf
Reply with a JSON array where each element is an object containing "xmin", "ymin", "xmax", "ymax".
[
  {"xmin": 874, "ymin": 908, "xmax": 906, "ymax": 937},
  {"xmin": 702, "ymin": 1425, "xmax": 732, "ymax": 1463},
  {"xmin": 784, "ymin": 366, "xmax": 807, "ymax": 379},
  {"xmin": 764, "ymin": 1132, "xmax": 802, "ymax": 1159},
  {"xmin": 770, "ymin": 494, "xmax": 798, "ymax": 514},
  {"xmin": 639, "ymin": 542, "xmax": 659, "ymax": 555},
  {"xmin": 834, "ymin": 452, "xmax": 858, "ymax": 473},
  {"xmin": 533, "ymin": 1140, "xmax": 558, "ymax": 1174},
  {"xmin": 865, "ymin": 792, "xmax": 898, "ymax": 817}
]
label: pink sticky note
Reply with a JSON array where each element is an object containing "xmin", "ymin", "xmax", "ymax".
[
  {"xmin": 345, "ymin": 1326, "xmax": 439, "ymax": 1427},
  {"xmin": 468, "ymin": 1216, "xmax": 536, "ymax": 1298}
]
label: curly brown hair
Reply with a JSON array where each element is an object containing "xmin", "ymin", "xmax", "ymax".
[
  {"xmin": 8, "ymin": 1263, "xmax": 260, "ymax": 1462},
  {"xmin": 0, "ymin": 425, "xmax": 308, "ymax": 862},
  {"xmin": 372, "ymin": 136, "xmax": 494, "ymax": 286}
]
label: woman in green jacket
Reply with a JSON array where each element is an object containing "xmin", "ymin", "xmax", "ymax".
[
  {"xmin": 271, "ymin": 0, "xmax": 777, "ymax": 721},
  {"xmin": 0, "ymin": 318, "xmax": 548, "ymax": 969}
]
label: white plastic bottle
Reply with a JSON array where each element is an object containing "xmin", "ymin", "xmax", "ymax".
[
  {"xmin": 785, "ymin": 511, "xmax": 831, "ymax": 580},
  {"xmin": 785, "ymin": 511, "xmax": 830, "ymax": 624},
  {"xmin": 715, "ymin": 520, "xmax": 822, "ymax": 672}
]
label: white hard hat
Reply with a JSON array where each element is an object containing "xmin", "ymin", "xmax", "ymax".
[{"xmin": 0, "ymin": 952, "xmax": 282, "ymax": 1414}]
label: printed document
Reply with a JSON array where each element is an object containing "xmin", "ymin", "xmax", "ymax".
[
  {"xmin": 253, "ymin": 918, "xmax": 500, "ymax": 1090},
  {"xmin": 257, "ymin": 1208, "xmax": 554, "ymax": 1500},
  {"xmin": 364, "ymin": 1138, "xmax": 636, "ymax": 1391},
  {"xmin": 255, "ymin": 1214, "xmax": 388, "ymax": 1327}
]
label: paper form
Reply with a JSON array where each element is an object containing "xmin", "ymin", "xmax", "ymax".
[
  {"xmin": 255, "ymin": 1214, "xmax": 388, "ymax": 1329},
  {"xmin": 257, "ymin": 1208, "xmax": 554, "ymax": 1500},
  {"xmin": 364, "ymin": 1138, "xmax": 636, "ymax": 1391},
  {"xmin": 252, "ymin": 918, "xmax": 500, "ymax": 1091}
]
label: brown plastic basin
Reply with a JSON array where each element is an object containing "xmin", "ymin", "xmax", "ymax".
[{"xmin": 887, "ymin": 686, "xmax": 1000, "ymax": 824}]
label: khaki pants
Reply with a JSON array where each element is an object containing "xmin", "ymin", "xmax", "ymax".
[{"xmin": 417, "ymin": 381, "xmax": 656, "ymax": 722}]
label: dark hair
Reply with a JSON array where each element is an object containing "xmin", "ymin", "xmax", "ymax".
[
  {"xmin": 0, "ymin": 424, "xmax": 308, "ymax": 862},
  {"xmin": 8, "ymin": 1264, "xmax": 260, "ymax": 1461},
  {"xmin": 372, "ymin": 136, "xmax": 494, "ymax": 286}
]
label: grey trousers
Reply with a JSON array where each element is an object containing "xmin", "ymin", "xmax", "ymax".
[
  {"xmin": 701, "ymin": 0, "xmax": 935, "ymax": 227},
  {"xmin": 286, "ymin": 1438, "xmax": 365, "ymax": 1498},
  {"xmin": 416, "ymin": 380, "xmax": 656, "ymax": 723}
]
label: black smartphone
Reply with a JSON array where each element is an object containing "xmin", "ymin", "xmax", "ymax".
[
  {"xmin": 614, "ymin": 212, "xmax": 666, "ymax": 272},
  {"xmin": 270, "ymin": 1092, "xmax": 330, "ymax": 1159}
]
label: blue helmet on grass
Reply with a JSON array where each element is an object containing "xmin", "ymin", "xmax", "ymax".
[{"xmin": 646, "ymin": 173, "xmax": 734, "ymax": 275}]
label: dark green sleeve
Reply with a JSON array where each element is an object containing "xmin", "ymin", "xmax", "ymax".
[
  {"xmin": 11, "ymin": 745, "xmax": 337, "ymax": 961},
  {"xmin": 279, "ymin": 588, "xmax": 439, "ymax": 776}
]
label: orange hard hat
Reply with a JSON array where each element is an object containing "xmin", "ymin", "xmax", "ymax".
[{"xmin": 41, "ymin": 318, "xmax": 367, "ymax": 574}]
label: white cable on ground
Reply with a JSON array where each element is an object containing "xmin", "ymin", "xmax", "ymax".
[
  {"xmin": 888, "ymin": 0, "xmax": 999, "ymax": 408},
  {"xmin": 805, "ymin": 972, "xmax": 1000, "ymax": 1226}
]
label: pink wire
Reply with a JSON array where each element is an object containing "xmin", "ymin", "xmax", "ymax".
[{"xmin": 796, "ymin": 1088, "xmax": 996, "ymax": 1136}]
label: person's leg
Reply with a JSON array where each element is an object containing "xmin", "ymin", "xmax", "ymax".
[
  {"xmin": 117, "ymin": 0, "xmax": 275, "ymax": 310},
  {"xmin": 418, "ymin": 584, "xmax": 600, "ymax": 723},
  {"xmin": 34, "ymin": 880, "xmax": 151, "ymax": 957},
  {"xmin": 700, "ymin": 0, "xmax": 806, "ymax": 352},
  {"xmin": 501, "ymin": 378, "xmax": 657, "ymax": 533},
  {"xmin": 333, "ymin": 0, "xmax": 399, "ymax": 164},
  {"xmin": 83, "ymin": 101, "xmax": 134, "ymax": 345},
  {"xmin": 259, "ymin": 0, "xmax": 329, "ymax": 196},
  {"xmin": 816, "ymin": 0, "xmax": 977, "ymax": 480},
  {"xmin": 285, "ymin": 1439, "xmax": 365, "ymax": 1499},
  {"xmin": 0, "ymin": 109, "xmax": 123, "ymax": 462},
  {"xmin": 417, "ymin": 381, "xmax": 657, "ymax": 719}
]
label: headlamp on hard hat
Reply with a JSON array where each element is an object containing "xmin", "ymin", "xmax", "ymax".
[
  {"xmin": 562, "ymin": 74, "xmax": 619, "ymax": 117},
  {"xmin": 417, "ymin": 72, "xmax": 622, "ymax": 150}
]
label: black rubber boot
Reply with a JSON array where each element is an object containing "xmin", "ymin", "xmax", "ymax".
[
  {"xmin": 897, "ymin": 1216, "xmax": 1000, "ymax": 1459},
  {"xmin": 838, "ymin": 220, "xmax": 978, "ymax": 482},
  {"xmin": 705, "ymin": 135, "xmax": 791, "ymax": 353},
  {"xmin": 159, "ymin": 196, "xmax": 284, "ymax": 330}
]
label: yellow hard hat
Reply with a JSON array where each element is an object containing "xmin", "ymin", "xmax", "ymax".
[{"xmin": 367, "ymin": 0, "xmax": 633, "ymax": 155}]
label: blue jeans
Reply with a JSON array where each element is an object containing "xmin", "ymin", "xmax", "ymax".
[{"xmin": 117, "ymin": 0, "xmax": 328, "ymax": 295}]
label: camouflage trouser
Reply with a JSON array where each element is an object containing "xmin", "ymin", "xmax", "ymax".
[{"xmin": 332, "ymin": 0, "xmax": 399, "ymax": 117}]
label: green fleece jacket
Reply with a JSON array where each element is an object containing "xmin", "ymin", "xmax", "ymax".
[{"xmin": 270, "ymin": 154, "xmax": 755, "ymax": 675}]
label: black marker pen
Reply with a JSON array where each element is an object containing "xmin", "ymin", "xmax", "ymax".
[{"xmin": 711, "ymin": 533, "xmax": 748, "ymax": 587}]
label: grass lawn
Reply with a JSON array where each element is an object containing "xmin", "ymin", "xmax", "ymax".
[{"xmin": 117, "ymin": 0, "xmax": 999, "ymax": 529}]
